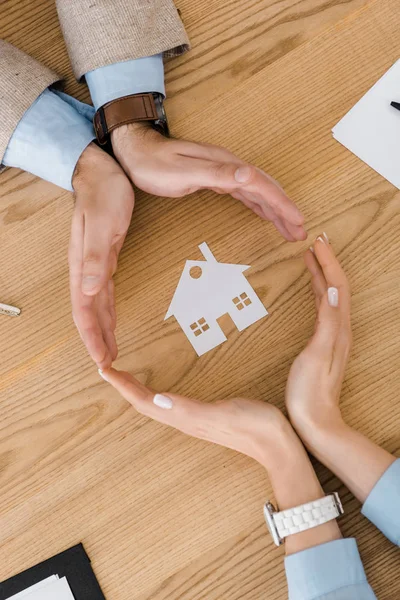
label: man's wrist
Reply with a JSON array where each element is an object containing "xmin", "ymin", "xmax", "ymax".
[
  {"xmin": 111, "ymin": 121, "xmax": 160, "ymax": 151},
  {"xmin": 110, "ymin": 122, "xmax": 164, "ymax": 176},
  {"xmin": 72, "ymin": 142, "xmax": 121, "ymax": 192}
]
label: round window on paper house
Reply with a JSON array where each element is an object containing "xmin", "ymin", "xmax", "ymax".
[{"xmin": 189, "ymin": 266, "xmax": 202, "ymax": 279}]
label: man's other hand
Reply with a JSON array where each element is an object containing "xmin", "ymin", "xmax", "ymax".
[
  {"xmin": 70, "ymin": 143, "xmax": 135, "ymax": 368},
  {"xmin": 111, "ymin": 124, "xmax": 306, "ymax": 242}
]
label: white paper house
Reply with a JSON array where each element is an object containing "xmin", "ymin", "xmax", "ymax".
[{"xmin": 165, "ymin": 242, "xmax": 268, "ymax": 356}]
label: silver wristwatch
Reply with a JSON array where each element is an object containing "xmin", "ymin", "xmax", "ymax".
[{"xmin": 264, "ymin": 492, "xmax": 344, "ymax": 546}]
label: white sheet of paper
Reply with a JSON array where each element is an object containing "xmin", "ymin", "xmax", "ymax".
[
  {"xmin": 5, "ymin": 576, "xmax": 59, "ymax": 600},
  {"xmin": 332, "ymin": 59, "xmax": 400, "ymax": 189},
  {"xmin": 6, "ymin": 577, "xmax": 74, "ymax": 600}
]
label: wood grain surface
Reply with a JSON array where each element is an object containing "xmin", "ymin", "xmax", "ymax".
[{"xmin": 1, "ymin": 0, "xmax": 399, "ymax": 598}]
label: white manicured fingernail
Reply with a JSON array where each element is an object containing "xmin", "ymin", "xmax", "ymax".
[
  {"xmin": 153, "ymin": 394, "xmax": 173, "ymax": 410},
  {"xmin": 309, "ymin": 246, "xmax": 315, "ymax": 254},
  {"xmin": 98, "ymin": 369, "xmax": 107, "ymax": 380},
  {"xmin": 323, "ymin": 231, "xmax": 329, "ymax": 243},
  {"xmin": 316, "ymin": 235, "xmax": 325, "ymax": 244},
  {"xmin": 328, "ymin": 287, "xmax": 339, "ymax": 307}
]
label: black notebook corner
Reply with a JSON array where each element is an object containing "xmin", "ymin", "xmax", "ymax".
[{"xmin": 0, "ymin": 543, "xmax": 105, "ymax": 600}]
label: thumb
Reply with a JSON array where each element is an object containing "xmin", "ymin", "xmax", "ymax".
[
  {"xmin": 193, "ymin": 161, "xmax": 254, "ymax": 191},
  {"xmin": 82, "ymin": 212, "xmax": 114, "ymax": 295}
]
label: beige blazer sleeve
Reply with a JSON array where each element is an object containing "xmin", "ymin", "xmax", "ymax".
[
  {"xmin": 56, "ymin": 0, "xmax": 190, "ymax": 80},
  {"xmin": 0, "ymin": 40, "xmax": 60, "ymax": 167}
]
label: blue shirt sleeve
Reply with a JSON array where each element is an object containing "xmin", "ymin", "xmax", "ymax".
[
  {"xmin": 362, "ymin": 458, "xmax": 400, "ymax": 546},
  {"xmin": 285, "ymin": 538, "xmax": 376, "ymax": 600},
  {"xmin": 2, "ymin": 88, "xmax": 95, "ymax": 191},
  {"xmin": 85, "ymin": 55, "xmax": 165, "ymax": 111}
]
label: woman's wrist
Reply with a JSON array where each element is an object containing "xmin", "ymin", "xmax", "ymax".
[
  {"xmin": 252, "ymin": 409, "xmax": 304, "ymax": 471},
  {"xmin": 260, "ymin": 427, "xmax": 342, "ymax": 555},
  {"xmin": 299, "ymin": 411, "xmax": 345, "ymax": 459},
  {"xmin": 306, "ymin": 419, "xmax": 396, "ymax": 503}
]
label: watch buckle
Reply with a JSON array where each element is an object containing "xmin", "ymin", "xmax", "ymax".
[
  {"xmin": 264, "ymin": 502, "xmax": 283, "ymax": 547},
  {"xmin": 94, "ymin": 106, "xmax": 109, "ymax": 145},
  {"xmin": 333, "ymin": 492, "xmax": 344, "ymax": 516}
]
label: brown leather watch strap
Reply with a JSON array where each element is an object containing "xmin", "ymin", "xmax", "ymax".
[{"xmin": 94, "ymin": 94, "xmax": 162, "ymax": 145}]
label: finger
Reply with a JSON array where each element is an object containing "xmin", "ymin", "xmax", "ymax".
[
  {"xmin": 247, "ymin": 192, "xmax": 306, "ymax": 239},
  {"xmin": 108, "ymin": 279, "xmax": 117, "ymax": 331},
  {"xmin": 271, "ymin": 217, "xmax": 296, "ymax": 241},
  {"xmin": 304, "ymin": 249, "xmax": 327, "ymax": 311},
  {"xmin": 175, "ymin": 141, "xmax": 244, "ymax": 165},
  {"xmin": 99, "ymin": 368, "xmax": 219, "ymax": 439},
  {"xmin": 97, "ymin": 285, "xmax": 118, "ymax": 361},
  {"xmin": 313, "ymin": 236, "xmax": 351, "ymax": 376},
  {"xmin": 283, "ymin": 220, "xmax": 308, "ymax": 241},
  {"xmin": 187, "ymin": 159, "xmax": 303, "ymax": 224},
  {"xmin": 82, "ymin": 210, "xmax": 114, "ymax": 296},
  {"xmin": 306, "ymin": 289, "xmax": 341, "ymax": 362},
  {"xmin": 313, "ymin": 235, "xmax": 351, "ymax": 322},
  {"xmin": 72, "ymin": 294, "xmax": 113, "ymax": 368},
  {"xmin": 238, "ymin": 190, "xmax": 282, "ymax": 223},
  {"xmin": 178, "ymin": 143, "xmax": 302, "ymax": 229},
  {"xmin": 176, "ymin": 141, "xmax": 305, "ymax": 230},
  {"xmin": 69, "ymin": 211, "xmax": 113, "ymax": 367},
  {"xmin": 68, "ymin": 209, "xmax": 84, "ymax": 292},
  {"xmin": 231, "ymin": 192, "xmax": 295, "ymax": 241},
  {"xmin": 238, "ymin": 188, "xmax": 306, "ymax": 240},
  {"xmin": 240, "ymin": 168, "xmax": 304, "ymax": 226}
]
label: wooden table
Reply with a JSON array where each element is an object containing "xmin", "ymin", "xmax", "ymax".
[{"xmin": 1, "ymin": 0, "xmax": 399, "ymax": 598}]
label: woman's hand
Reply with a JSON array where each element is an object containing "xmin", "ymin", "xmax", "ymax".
[
  {"xmin": 284, "ymin": 240, "xmax": 399, "ymax": 552},
  {"xmin": 111, "ymin": 123, "xmax": 307, "ymax": 242},
  {"xmin": 285, "ymin": 234, "xmax": 352, "ymax": 445},
  {"xmin": 98, "ymin": 368, "xmax": 343, "ymax": 553},
  {"xmin": 286, "ymin": 235, "xmax": 396, "ymax": 502},
  {"xmin": 98, "ymin": 368, "xmax": 297, "ymax": 470}
]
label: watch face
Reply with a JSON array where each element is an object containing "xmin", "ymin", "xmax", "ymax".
[{"xmin": 264, "ymin": 503, "xmax": 282, "ymax": 546}]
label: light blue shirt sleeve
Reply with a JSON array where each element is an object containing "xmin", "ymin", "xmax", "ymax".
[
  {"xmin": 85, "ymin": 55, "xmax": 165, "ymax": 110},
  {"xmin": 2, "ymin": 88, "xmax": 95, "ymax": 191},
  {"xmin": 362, "ymin": 458, "xmax": 400, "ymax": 546},
  {"xmin": 284, "ymin": 458, "xmax": 400, "ymax": 599},
  {"xmin": 1, "ymin": 56, "xmax": 164, "ymax": 190},
  {"xmin": 285, "ymin": 538, "xmax": 376, "ymax": 600}
]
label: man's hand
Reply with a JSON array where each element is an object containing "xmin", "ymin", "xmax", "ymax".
[
  {"xmin": 111, "ymin": 124, "xmax": 307, "ymax": 242},
  {"xmin": 70, "ymin": 143, "xmax": 135, "ymax": 369}
]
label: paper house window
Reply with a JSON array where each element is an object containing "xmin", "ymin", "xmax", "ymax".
[
  {"xmin": 233, "ymin": 293, "xmax": 252, "ymax": 311},
  {"xmin": 190, "ymin": 317, "xmax": 210, "ymax": 337}
]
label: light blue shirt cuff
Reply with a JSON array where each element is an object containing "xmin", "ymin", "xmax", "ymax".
[
  {"xmin": 285, "ymin": 538, "xmax": 376, "ymax": 600},
  {"xmin": 2, "ymin": 89, "xmax": 95, "ymax": 191},
  {"xmin": 362, "ymin": 458, "xmax": 400, "ymax": 546},
  {"xmin": 85, "ymin": 55, "xmax": 165, "ymax": 111}
]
